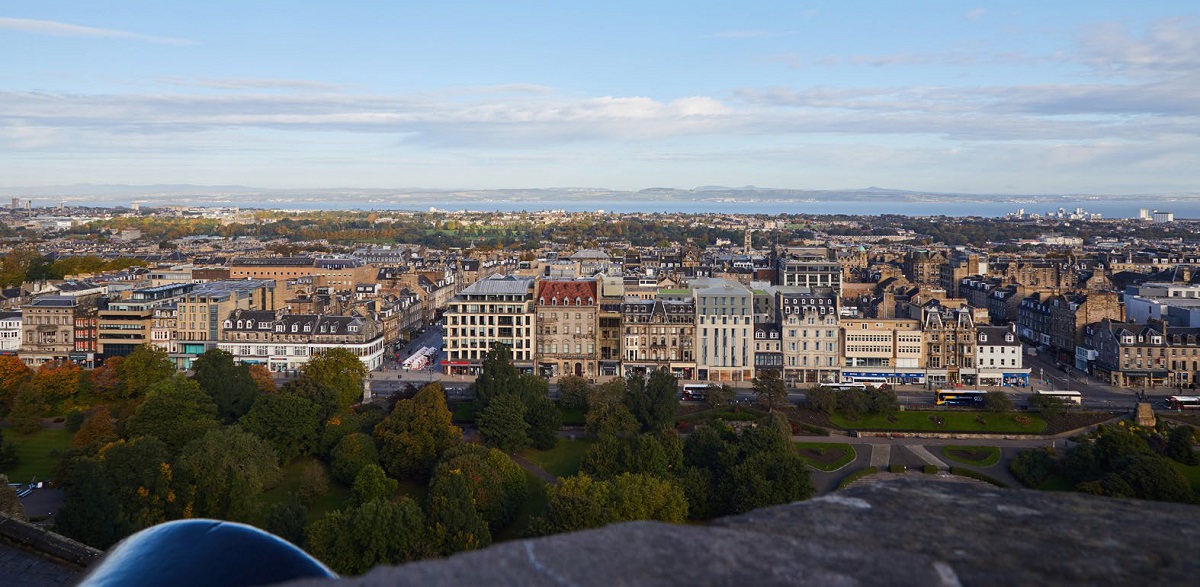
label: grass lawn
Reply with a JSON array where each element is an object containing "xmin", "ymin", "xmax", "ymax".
[
  {"xmin": 494, "ymin": 469, "xmax": 548, "ymax": 542},
  {"xmin": 0, "ymin": 427, "xmax": 72, "ymax": 483},
  {"xmin": 831, "ymin": 411, "xmax": 1047, "ymax": 434},
  {"xmin": 1171, "ymin": 461, "xmax": 1200, "ymax": 493},
  {"xmin": 941, "ymin": 445, "xmax": 1002, "ymax": 468},
  {"xmin": 520, "ymin": 439, "xmax": 593, "ymax": 478},
  {"xmin": 793, "ymin": 442, "xmax": 856, "ymax": 471},
  {"xmin": 558, "ymin": 406, "xmax": 586, "ymax": 426},
  {"xmin": 254, "ymin": 457, "xmax": 352, "ymax": 525}
]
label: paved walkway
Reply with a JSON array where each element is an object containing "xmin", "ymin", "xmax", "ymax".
[
  {"xmin": 868, "ymin": 444, "xmax": 891, "ymax": 468},
  {"xmin": 509, "ymin": 453, "xmax": 558, "ymax": 484},
  {"xmin": 906, "ymin": 445, "xmax": 949, "ymax": 470}
]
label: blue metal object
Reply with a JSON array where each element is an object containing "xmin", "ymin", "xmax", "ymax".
[{"xmin": 75, "ymin": 519, "xmax": 336, "ymax": 587}]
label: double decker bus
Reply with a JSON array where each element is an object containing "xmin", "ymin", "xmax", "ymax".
[
  {"xmin": 1033, "ymin": 390, "xmax": 1083, "ymax": 406},
  {"xmin": 935, "ymin": 389, "xmax": 987, "ymax": 406},
  {"xmin": 1165, "ymin": 396, "xmax": 1200, "ymax": 411}
]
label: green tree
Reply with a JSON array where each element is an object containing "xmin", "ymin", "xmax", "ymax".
[
  {"xmin": 374, "ymin": 383, "xmax": 461, "ymax": 480},
  {"xmin": 868, "ymin": 387, "xmax": 900, "ymax": 418},
  {"xmin": 178, "ymin": 427, "xmax": 281, "ymax": 521},
  {"xmin": 705, "ymin": 383, "xmax": 736, "ymax": 409},
  {"xmin": 191, "ymin": 349, "xmax": 259, "ymax": 423},
  {"xmin": 606, "ymin": 472, "xmax": 688, "ymax": 524},
  {"xmin": 330, "ymin": 432, "xmax": 380, "ymax": 485},
  {"xmin": 124, "ymin": 376, "xmax": 220, "ymax": 453},
  {"xmin": 297, "ymin": 460, "xmax": 330, "ymax": 505},
  {"xmin": 1009, "ymin": 447, "xmax": 1059, "ymax": 487},
  {"xmin": 306, "ymin": 498, "xmax": 429, "ymax": 575},
  {"xmin": 427, "ymin": 468, "xmax": 491, "ymax": 555},
  {"xmin": 263, "ymin": 494, "xmax": 308, "ymax": 548},
  {"xmin": 97, "ymin": 436, "xmax": 177, "ymax": 531},
  {"xmin": 557, "ymin": 374, "xmax": 591, "ymax": 411},
  {"xmin": 730, "ymin": 451, "xmax": 814, "ymax": 514},
  {"xmin": 318, "ymin": 408, "xmax": 384, "ymax": 457},
  {"xmin": 351, "ymin": 464, "xmax": 398, "ymax": 506},
  {"xmin": 806, "ymin": 386, "xmax": 837, "ymax": 414},
  {"xmin": 280, "ymin": 375, "xmax": 339, "ymax": 420},
  {"xmin": 532, "ymin": 472, "xmax": 686, "ymax": 535},
  {"xmin": 526, "ymin": 395, "xmax": 562, "ymax": 450},
  {"xmin": 585, "ymin": 379, "xmax": 639, "ymax": 438},
  {"xmin": 301, "ymin": 348, "xmax": 367, "ymax": 413},
  {"xmin": 471, "ymin": 343, "xmax": 520, "ymax": 407},
  {"xmin": 623, "ymin": 370, "xmax": 678, "ymax": 432},
  {"xmin": 433, "ymin": 445, "xmax": 528, "ymax": 532},
  {"xmin": 837, "ymin": 388, "xmax": 872, "ymax": 420},
  {"xmin": 477, "ymin": 392, "xmax": 530, "ymax": 452},
  {"xmin": 54, "ymin": 460, "xmax": 125, "ymax": 549},
  {"xmin": 1167, "ymin": 425, "xmax": 1198, "ymax": 465},
  {"xmin": 984, "ymin": 390, "xmax": 1014, "ymax": 413},
  {"xmin": 1114, "ymin": 454, "xmax": 1195, "ymax": 503},
  {"xmin": 752, "ymin": 369, "xmax": 788, "ymax": 412},
  {"xmin": 9, "ymin": 386, "xmax": 48, "ymax": 433},
  {"xmin": 239, "ymin": 392, "xmax": 321, "ymax": 463},
  {"xmin": 115, "ymin": 345, "xmax": 176, "ymax": 400}
]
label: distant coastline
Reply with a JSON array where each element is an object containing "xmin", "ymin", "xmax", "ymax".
[{"xmin": 2, "ymin": 184, "xmax": 1197, "ymax": 219}]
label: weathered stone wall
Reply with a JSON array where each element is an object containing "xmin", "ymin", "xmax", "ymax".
[{"xmin": 287, "ymin": 477, "xmax": 1200, "ymax": 587}]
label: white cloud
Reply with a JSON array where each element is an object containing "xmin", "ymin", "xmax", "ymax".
[
  {"xmin": 0, "ymin": 17, "xmax": 195, "ymax": 45},
  {"xmin": 155, "ymin": 76, "xmax": 342, "ymax": 91}
]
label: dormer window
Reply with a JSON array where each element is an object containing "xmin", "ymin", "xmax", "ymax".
[
  {"xmin": 275, "ymin": 325, "xmax": 284, "ymax": 332},
  {"xmin": 224, "ymin": 320, "xmax": 232, "ymax": 328},
  {"xmin": 980, "ymin": 334, "xmax": 987, "ymax": 342},
  {"xmin": 291, "ymin": 324, "xmax": 298, "ymax": 332}
]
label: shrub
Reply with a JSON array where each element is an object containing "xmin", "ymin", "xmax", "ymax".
[
  {"xmin": 889, "ymin": 464, "xmax": 906, "ymax": 474},
  {"xmin": 922, "ymin": 465, "xmax": 937, "ymax": 474},
  {"xmin": 1009, "ymin": 447, "xmax": 1058, "ymax": 487}
]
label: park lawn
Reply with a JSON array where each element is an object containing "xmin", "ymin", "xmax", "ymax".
[
  {"xmin": 558, "ymin": 406, "xmax": 586, "ymax": 426},
  {"xmin": 941, "ymin": 445, "xmax": 1002, "ymax": 468},
  {"xmin": 793, "ymin": 442, "xmax": 856, "ymax": 471},
  {"xmin": 0, "ymin": 427, "xmax": 72, "ymax": 483},
  {"xmin": 1171, "ymin": 461, "xmax": 1200, "ymax": 493},
  {"xmin": 831, "ymin": 411, "xmax": 1047, "ymax": 434},
  {"xmin": 521, "ymin": 439, "xmax": 593, "ymax": 478},
  {"xmin": 494, "ymin": 469, "xmax": 549, "ymax": 542},
  {"xmin": 255, "ymin": 457, "xmax": 352, "ymax": 524}
]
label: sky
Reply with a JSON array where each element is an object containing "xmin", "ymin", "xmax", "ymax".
[{"xmin": 2, "ymin": 1, "xmax": 1199, "ymax": 195}]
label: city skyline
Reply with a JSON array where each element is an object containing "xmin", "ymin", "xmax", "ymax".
[{"xmin": 2, "ymin": 2, "xmax": 1199, "ymax": 195}]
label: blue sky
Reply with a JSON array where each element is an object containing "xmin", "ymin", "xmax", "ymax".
[{"xmin": 2, "ymin": 1, "xmax": 1199, "ymax": 194}]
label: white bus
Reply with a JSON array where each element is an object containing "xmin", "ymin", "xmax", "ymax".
[
  {"xmin": 825, "ymin": 382, "xmax": 867, "ymax": 391},
  {"xmin": 682, "ymin": 383, "xmax": 715, "ymax": 401},
  {"xmin": 845, "ymin": 376, "xmax": 890, "ymax": 388},
  {"xmin": 1034, "ymin": 390, "xmax": 1083, "ymax": 405},
  {"xmin": 1165, "ymin": 396, "xmax": 1200, "ymax": 411}
]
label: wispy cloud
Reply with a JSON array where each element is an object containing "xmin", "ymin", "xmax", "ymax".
[
  {"xmin": 965, "ymin": 8, "xmax": 986, "ymax": 20},
  {"xmin": 0, "ymin": 17, "xmax": 195, "ymax": 45},
  {"xmin": 155, "ymin": 76, "xmax": 343, "ymax": 91}
]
